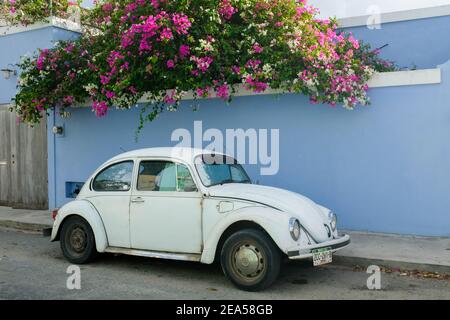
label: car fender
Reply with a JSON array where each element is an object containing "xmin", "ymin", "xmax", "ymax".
[
  {"xmin": 201, "ymin": 206, "xmax": 293, "ymax": 264},
  {"xmin": 51, "ymin": 199, "xmax": 109, "ymax": 252}
]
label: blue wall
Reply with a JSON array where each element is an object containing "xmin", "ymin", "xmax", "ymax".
[
  {"xmin": 346, "ymin": 15, "xmax": 450, "ymax": 69},
  {"xmin": 0, "ymin": 27, "xmax": 80, "ymax": 104},
  {"xmin": 48, "ymin": 60, "xmax": 450, "ymax": 237}
]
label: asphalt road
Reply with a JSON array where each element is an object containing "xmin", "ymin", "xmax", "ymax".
[{"xmin": 0, "ymin": 227, "xmax": 449, "ymax": 300}]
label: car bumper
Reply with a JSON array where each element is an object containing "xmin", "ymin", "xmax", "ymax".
[{"xmin": 287, "ymin": 234, "xmax": 351, "ymax": 260}]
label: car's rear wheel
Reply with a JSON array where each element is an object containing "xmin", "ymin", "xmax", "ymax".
[
  {"xmin": 220, "ymin": 229, "xmax": 281, "ymax": 291},
  {"xmin": 60, "ymin": 216, "xmax": 97, "ymax": 264}
]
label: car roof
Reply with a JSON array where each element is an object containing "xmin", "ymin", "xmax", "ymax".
[{"xmin": 108, "ymin": 147, "xmax": 230, "ymax": 164}]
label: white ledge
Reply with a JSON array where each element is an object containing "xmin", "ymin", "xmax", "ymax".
[
  {"xmin": 367, "ymin": 69, "xmax": 441, "ymax": 88},
  {"xmin": 68, "ymin": 69, "xmax": 443, "ymax": 107},
  {"xmin": 338, "ymin": 4, "xmax": 450, "ymax": 28},
  {"xmin": 172, "ymin": 69, "xmax": 442, "ymax": 101},
  {"xmin": 5, "ymin": 69, "xmax": 442, "ymax": 109},
  {"xmin": 0, "ymin": 16, "xmax": 82, "ymax": 36}
]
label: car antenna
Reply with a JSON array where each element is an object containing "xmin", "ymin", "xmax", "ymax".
[{"xmin": 119, "ymin": 147, "xmax": 127, "ymax": 152}]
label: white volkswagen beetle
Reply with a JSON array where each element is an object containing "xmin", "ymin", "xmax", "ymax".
[{"xmin": 51, "ymin": 147, "xmax": 350, "ymax": 291}]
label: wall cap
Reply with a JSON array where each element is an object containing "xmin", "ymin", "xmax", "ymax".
[
  {"xmin": 170, "ymin": 68, "xmax": 442, "ymax": 101},
  {"xmin": 338, "ymin": 4, "xmax": 450, "ymax": 28},
  {"xmin": 1, "ymin": 69, "xmax": 441, "ymax": 108},
  {"xmin": 0, "ymin": 17, "xmax": 82, "ymax": 36},
  {"xmin": 67, "ymin": 69, "xmax": 442, "ymax": 106}
]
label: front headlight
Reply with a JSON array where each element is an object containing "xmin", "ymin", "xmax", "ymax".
[
  {"xmin": 329, "ymin": 211, "xmax": 337, "ymax": 231},
  {"xmin": 289, "ymin": 218, "xmax": 301, "ymax": 241}
]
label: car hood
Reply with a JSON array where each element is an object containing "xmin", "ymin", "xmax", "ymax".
[{"xmin": 207, "ymin": 183, "xmax": 332, "ymax": 242}]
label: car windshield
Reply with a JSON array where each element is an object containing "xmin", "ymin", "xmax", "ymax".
[{"xmin": 195, "ymin": 154, "xmax": 252, "ymax": 187}]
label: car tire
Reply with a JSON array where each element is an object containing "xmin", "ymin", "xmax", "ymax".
[
  {"xmin": 220, "ymin": 228, "xmax": 281, "ymax": 291},
  {"xmin": 60, "ymin": 216, "xmax": 97, "ymax": 264}
]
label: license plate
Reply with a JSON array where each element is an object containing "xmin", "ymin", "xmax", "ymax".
[{"xmin": 312, "ymin": 247, "xmax": 332, "ymax": 266}]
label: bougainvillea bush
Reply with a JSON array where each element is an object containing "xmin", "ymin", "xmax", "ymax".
[{"xmin": 12, "ymin": 0, "xmax": 395, "ymax": 130}]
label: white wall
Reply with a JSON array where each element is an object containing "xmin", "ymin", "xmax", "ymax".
[{"xmin": 309, "ymin": 0, "xmax": 450, "ymax": 18}]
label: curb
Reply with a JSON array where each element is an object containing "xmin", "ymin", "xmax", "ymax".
[
  {"xmin": 0, "ymin": 220, "xmax": 52, "ymax": 233},
  {"xmin": 333, "ymin": 255, "xmax": 450, "ymax": 275}
]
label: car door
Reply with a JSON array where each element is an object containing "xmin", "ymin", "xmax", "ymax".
[
  {"xmin": 86, "ymin": 160, "xmax": 134, "ymax": 248},
  {"xmin": 130, "ymin": 159, "xmax": 202, "ymax": 253}
]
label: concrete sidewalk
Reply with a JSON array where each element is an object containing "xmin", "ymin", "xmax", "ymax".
[
  {"xmin": 0, "ymin": 206, "xmax": 449, "ymax": 274},
  {"xmin": 335, "ymin": 230, "xmax": 450, "ymax": 274},
  {"xmin": 0, "ymin": 206, "xmax": 53, "ymax": 233}
]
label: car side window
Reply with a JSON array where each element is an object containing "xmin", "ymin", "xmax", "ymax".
[
  {"xmin": 93, "ymin": 161, "xmax": 134, "ymax": 192},
  {"xmin": 138, "ymin": 161, "xmax": 176, "ymax": 191},
  {"xmin": 138, "ymin": 161, "xmax": 197, "ymax": 192}
]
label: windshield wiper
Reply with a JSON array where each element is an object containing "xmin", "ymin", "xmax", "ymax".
[
  {"xmin": 209, "ymin": 179, "xmax": 235, "ymax": 187},
  {"xmin": 208, "ymin": 179, "xmax": 253, "ymax": 187}
]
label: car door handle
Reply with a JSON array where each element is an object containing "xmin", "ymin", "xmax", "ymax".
[{"xmin": 131, "ymin": 197, "xmax": 145, "ymax": 203}]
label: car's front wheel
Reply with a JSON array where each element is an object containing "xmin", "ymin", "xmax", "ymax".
[
  {"xmin": 60, "ymin": 216, "xmax": 97, "ymax": 264},
  {"xmin": 220, "ymin": 229, "xmax": 281, "ymax": 291}
]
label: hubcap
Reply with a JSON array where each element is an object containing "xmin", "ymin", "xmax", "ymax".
[
  {"xmin": 232, "ymin": 244, "xmax": 265, "ymax": 280},
  {"xmin": 69, "ymin": 226, "xmax": 87, "ymax": 253}
]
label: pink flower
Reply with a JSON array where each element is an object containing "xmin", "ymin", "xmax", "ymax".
[
  {"xmin": 348, "ymin": 36, "xmax": 360, "ymax": 49},
  {"xmin": 245, "ymin": 59, "xmax": 261, "ymax": 70},
  {"xmin": 252, "ymin": 43, "xmax": 263, "ymax": 54},
  {"xmin": 167, "ymin": 59, "xmax": 175, "ymax": 69},
  {"xmin": 191, "ymin": 56, "xmax": 213, "ymax": 73},
  {"xmin": 218, "ymin": 0, "xmax": 237, "ymax": 20},
  {"xmin": 100, "ymin": 75, "xmax": 111, "ymax": 85},
  {"xmin": 92, "ymin": 101, "xmax": 108, "ymax": 117},
  {"xmin": 164, "ymin": 90, "xmax": 177, "ymax": 104},
  {"xmin": 196, "ymin": 86, "xmax": 211, "ymax": 97},
  {"xmin": 63, "ymin": 96, "xmax": 74, "ymax": 105},
  {"xmin": 102, "ymin": 3, "xmax": 113, "ymax": 12},
  {"xmin": 37, "ymin": 56, "xmax": 45, "ymax": 70},
  {"xmin": 125, "ymin": 3, "xmax": 137, "ymax": 14},
  {"xmin": 64, "ymin": 43, "xmax": 75, "ymax": 53},
  {"xmin": 129, "ymin": 86, "xmax": 138, "ymax": 95},
  {"xmin": 107, "ymin": 51, "xmax": 124, "ymax": 67},
  {"xmin": 244, "ymin": 76, "xmax": 268, "ymax": 93},
  {"xmin": 172, "ymin": 14, "xmax": 191, "ymax": 35},
  {"xmin": 216, "ymin": 84, "xmax": 229, "ymax": 100},
  {"xmin": 160, "ymin": 28, "xmax": 173, "ymax": 41},
  {"xmin": 196, "ymin": 88, "xmax": 205, "ymax": 97},
  {"xmin": 179, "ymin": 45, "xmax": 190, "ymax": 59},
  {"xmin": 231, "ymin": 66, "xmax": 241, "ymax": 74},
  {"xmin": 106, "ymin": 91, "xmax": 115, "ymax": 99}
]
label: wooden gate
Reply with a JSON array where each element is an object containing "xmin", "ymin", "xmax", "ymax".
[{"xmin": 0, "ymin": 104, "xmax": 48, "ymax": 209}]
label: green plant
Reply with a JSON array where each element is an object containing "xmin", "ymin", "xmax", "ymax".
[{"xmin": 12, "ymin": 0, "xmax": 397, "ymax": 132}]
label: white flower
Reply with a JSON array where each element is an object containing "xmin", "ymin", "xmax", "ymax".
[
  {"xmin": 262, "ymin": 64, "xmax": 272, "ymax": 74},
  {"xmin": 83, "ymin": 83, "xmax": 97, "ymax": 94}
]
